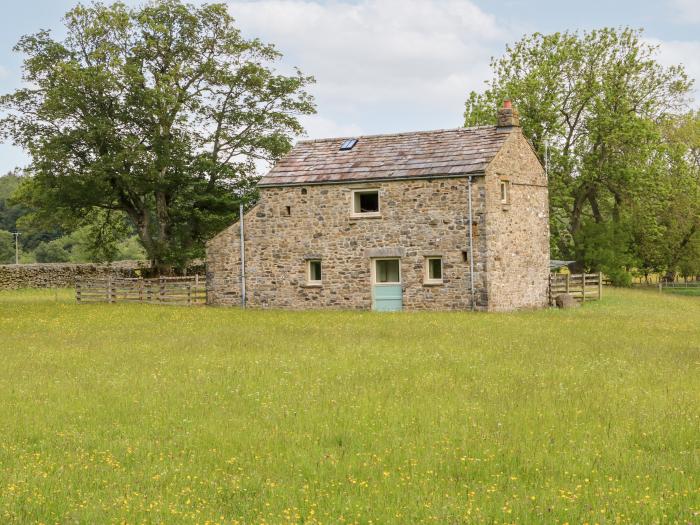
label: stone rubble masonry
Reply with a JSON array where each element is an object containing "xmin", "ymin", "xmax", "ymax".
[
  {"xmin": 0, "ymin": 261, "xmax": 144, "ymax": 290},
  {"xmin": 206, "ymin": 128, "xmax": 550, "ymax": 311},
  {"xmin": 483, "ymin": 130, "xmax": 550, "ymax": 311}
]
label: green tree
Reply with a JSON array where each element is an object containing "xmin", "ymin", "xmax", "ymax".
[
  {"xmin": 1, "ymin": 0, "xmax": 315, "ymax": 272},
  {"xmin": 34, "ymin": 239, "xmax": 71, "ymax": 263},
  {"xmin": 464, "ymin": 28, "xmax": 693, "ymax": 277},
  {"xmin": 0, "ymin": 170, "xmax": 27, "ymax": 232},
  {"xmin": 0, "ymin": 230, "xmax": 14, "ymax": 264}
]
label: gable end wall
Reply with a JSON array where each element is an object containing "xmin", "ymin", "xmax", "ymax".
[{"xmin": 484, "ymin": 130, "xmax": 550, "ymax": 311}]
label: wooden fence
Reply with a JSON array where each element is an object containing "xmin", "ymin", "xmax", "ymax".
[
  {"xmin": 549, "ymin": 272, "xmax": 603, "ymax": 304},
  {"xmin": 76, "ymin": 275, "xmax": 205, "ymax": 306},
  {"xmin": 657, "ymin": 280, "xmax": 700, "ymax": 290}
]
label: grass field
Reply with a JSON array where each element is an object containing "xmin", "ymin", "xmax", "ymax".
[
  {"xmin": 1, "ymin": 288, "xmax": 699, "ymax": 524},
  {"xmin": 664, "ymin": 287, "xmax": 700, "ymax": 297}
]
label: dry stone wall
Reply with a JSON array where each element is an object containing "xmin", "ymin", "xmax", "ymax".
[{"xmin": 0, "ymin": 261, "xmax": 143, "ymax": 290}]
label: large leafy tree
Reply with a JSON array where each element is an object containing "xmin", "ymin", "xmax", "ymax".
[
  {"xmin": 1, "ymin": 0, "xmax": 315, "ymax": 272},
  {"xmin": 464, "ymin": 28, "xmax": 695, "ymax": 279}
]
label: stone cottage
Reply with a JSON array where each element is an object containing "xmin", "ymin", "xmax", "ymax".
[{"xmin": 206, "ymin": 102, "xmax": 550, "ymax": 311}]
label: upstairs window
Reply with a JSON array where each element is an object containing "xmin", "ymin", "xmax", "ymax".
[
  {"xmin": 500, "ymin": 180, "xmax": 510, "ymax": 204},
  {"xmin": 353, "ymin": 189, "xmax": 380, "ymax": 215},
  {"xmin": 307, "ymin": 260, "xmax": 322, "ymax": 284}
]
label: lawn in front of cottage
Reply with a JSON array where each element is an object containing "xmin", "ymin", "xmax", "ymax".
[{"xmin": 0, "ymin": 288, "xmax": 698, "ymax": 523}]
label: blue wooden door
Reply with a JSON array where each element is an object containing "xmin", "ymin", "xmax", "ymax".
[
  {"xmin": 373, "ymin": 284, "xmax": 403, "ymax": 311},
  {"xmin": 372, "ymin": 258, "xmax": 402, "ymax": 311}
]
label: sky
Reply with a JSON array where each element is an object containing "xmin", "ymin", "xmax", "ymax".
[{"xmin": 0, "ymin": 0, "xmax": 699, "ymax": 174}]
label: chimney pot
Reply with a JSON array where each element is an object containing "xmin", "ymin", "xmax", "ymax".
[{"xmin": 503, "ymin": 99, "xmax": 512, "ymax": 109}]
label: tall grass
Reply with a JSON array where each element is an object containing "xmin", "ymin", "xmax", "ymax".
[{"xmin": 0, "ymin": 288, "xmax": 698, "ymax": 524}]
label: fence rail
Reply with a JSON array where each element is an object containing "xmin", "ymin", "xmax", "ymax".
[
  {"xmin": 658, "ymin": 281, "xmax": 700, "ymax": 289},
  {"xmin": 549, "ymin": 272, "xmax": 603, "ymax": 305},
  {"xmin": 76, "ymin": 275, "xmax": 205, "ymax": 306}
]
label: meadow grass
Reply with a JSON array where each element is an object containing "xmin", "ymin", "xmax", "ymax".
[
  {"xmin": 663, "ymin": 287, "xmax": 700, "ymax": 297},
  {"xmin": 0, "ymin": 288, "xmax": 698, "ymax": 524}
]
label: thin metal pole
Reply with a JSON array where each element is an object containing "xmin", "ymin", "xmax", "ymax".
[
  {"xmin": 12, "ymin": 232, "xmax": 20, "ymax": 265},
  {"xmin": 239, "ymin": 202, "xmax": 246, "ymax": 309},
  {"xmin": 467, "ymin": 176, "xmax": 475, "ymax": 310}
]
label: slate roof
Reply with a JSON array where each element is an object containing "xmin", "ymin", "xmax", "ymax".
[{"xmin": 258, "ymin": 126, "xmax": 512, "ymax": 187}]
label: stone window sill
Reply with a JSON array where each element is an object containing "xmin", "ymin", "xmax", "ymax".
[
  {"xmin": 301, "ymin": 282, "xmax": 322, "ymax": 288},
  {"xmin": 423, "ymin": 281, "xmax": 444, "ymax": 287},
  {"xmin": 350, "ymin": 213, "xmax": 382, "ymax": 220}
]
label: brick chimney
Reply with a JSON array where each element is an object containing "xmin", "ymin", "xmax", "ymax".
[{"xmin": 497, "ymin": 99, "xmax": 520, "ymax": 128}]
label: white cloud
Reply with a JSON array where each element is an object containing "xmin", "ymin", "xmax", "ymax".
[
  {"xmin": 646, "ymin": 38, "xmax": 700, "ymax": 105},
  {"xmin": 228, "ymin": 0, "xmax": 509, "ymax": 138},
  {"xmin": 299, "ymin": 114, "xmax": 364, "ymax": 139},
  {"xmin": 671, "ymin": 0, "xmax": 700, "ymax": 24}
]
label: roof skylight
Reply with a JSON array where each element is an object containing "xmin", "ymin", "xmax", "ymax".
[{"xmin": 339, "ymin": 138, "xmax": 358, "ymax": 151}]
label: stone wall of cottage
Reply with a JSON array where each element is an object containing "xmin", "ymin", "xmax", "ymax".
[
  {"xmin": 206, "ymin": 177, "xmax": 489, "ymax": 310},
  {"xmin": 483, "ymin": 131, "xmax": 550, "ymax": 310}
]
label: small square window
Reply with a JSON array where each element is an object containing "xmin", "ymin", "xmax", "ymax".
[
  {"xmin": 352, "ymin": 190, "xmax": 380, "ymax": 215},
  {"xmin": 500, "ymin": 180, "xmax": 510, "ymax": 204},
  {"xmin": 425, "ymin": 257, "xmax": 443, "ymax": 284},
  {"xmin": 282, "ymin": 205, "xmax": 291, "ymax": 216},
  {"xmin": 308, "ymin": 260, "xmax": 322, "ymax": 283}
]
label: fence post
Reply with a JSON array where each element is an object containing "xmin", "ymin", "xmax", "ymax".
[
  {"xmin": 598, "ymin": 272, "xmax": 603, "ymax": 300},
  {"xmin": 565, "ymin": 273, "xmax": 570, "ymax": 294},
  {"xmin": 76, "ymin": 279, "xmax": 81, "ymax": 304},
  {"xmin": 581, "ymin": 273, "xmax": 586, "ymax": 303},
  {"xmin": 159, "ymin": 277, "xmax": 165, "ymax": 304},
  {"xmin": 195, "ymin": 274, "xmax": 200, "ymax": 305}
]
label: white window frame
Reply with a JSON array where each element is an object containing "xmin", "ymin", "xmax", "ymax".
[
  {"xmin": 351, "ymin": 189, "xmax": 381, "ymax": 217},
  {"xmin": 424, "ymin": 256, "xmax": 443, "ymax": 285},
  {"xmin": 500, "ymin": 180, "xmax": 510, "ymax": 204},
  {"xmin": 307, "ymin": 259, "xmax": 322, "ymax": 286},
  {"xmin": 372, "ymin": 258, "xmax": 401, "ymax": 285}
]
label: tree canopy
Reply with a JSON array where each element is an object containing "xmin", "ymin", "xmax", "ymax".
[
  {"xmin": 465, "ymin": 27, "xmax": 699, "ymax": 282},
  {"xmin": 1, "ymin": 0, "xmax": 315, "ymax": 272}
]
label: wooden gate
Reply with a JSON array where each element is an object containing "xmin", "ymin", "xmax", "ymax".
[
  {"xmin": 549, "ymin": 273, "xmax": 603, "ymax": 305},
  {"xmin": 76, "ymin": 276, "xmax": 205, "ymax": 306}
]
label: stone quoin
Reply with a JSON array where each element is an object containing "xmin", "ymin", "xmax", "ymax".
[{"xmin": 206, "ymin": 102, "xmax": 550, "ymax": 311}]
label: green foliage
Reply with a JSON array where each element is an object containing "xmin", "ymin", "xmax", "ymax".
[
  {"xmin": 464, "ymin": 28, "xmax": 698, "ymax": 277},
  {"xmin": 0, "ymin": 170, "xmax": 27, "ymax": 232},
  {"xmin": 33, "ymin": 239, "xmax": 71, "ymax": 263},
  {"xmin": 0, "ymin": 230, "xmax": 14, "ymax": 264},
  {"xmin": 1, "ymin": 288, "xmax": 699, "ymax": 522},
  {"xmin": 1, "ymin": 0, "xmax": 315, "ymax": 272},
  {"xmin": 575, "ymin": 220, "xmax": 635, "ymax": 285}
]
